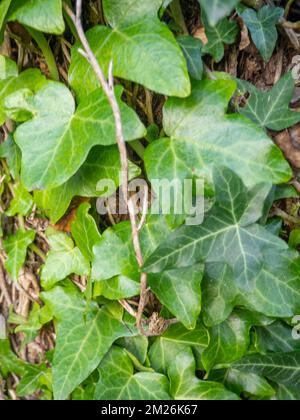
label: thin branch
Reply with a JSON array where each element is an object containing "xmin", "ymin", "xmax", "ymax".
[
  {"xmin": 0, "ymin": 262, "xmax": 12, "ymax": 306},
  {"xmin": 64, "ymin": 0, "xmax": 149, "ymax": 335}
]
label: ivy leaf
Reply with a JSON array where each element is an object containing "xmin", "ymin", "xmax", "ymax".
[
  {"xmin": 198, "ymin": 0, "xmax": 241, "ymax": 26},
  {"xmin": 203, "ymin": 251, "xmax": 300, "ymax": 324},
  {"xmin": 0, "ymin": 67, "xmax": 46, "ymax": 125},
  {"xmin": 177, "ymin": 36, "xmax": 203, "ymax": 80},
  {"xmin": 14, "ymin": 82, "xmax": 145, "ymax": 190},
  {"xmin": 149, "ymin": 323, "xmax": 209, "ymax": 374},
  {"xmin": 0, "ymin": 55, "xmax": 18, "ymax": 79},
  {"xmin": 0, "ymin": 135, "xmax": 21, "ymax": 179},
  {"xmin": 7, "ymin": 0, "xmax": 65, "ymax": 34},
  {"xmin": 34, "ymin": 145, "xmax": 140, "ymax": 224},
  {"xmin": 16, "ymin": 364, "xmax": 50, "ymax": 397},
  {"xmin": 210, "ymin": 368, "xmax": 275, "ymax": 399},
  {"xmin": 168, "ymin": 348, "xmax": 239, "ymax": 400},
  {"xmin": 144, "ymin": 79, "xmax": 291, "ymax": 191},
  {"xmin": 41, "ymin": 228, "xmax": 90, "ymax": 290},
  {"xmin": 201, "ymin": 310, "xmax": 267, "ymax": 372},
  {"xmin": 102, "ymin": 0, "xmax": 164, "ymax": 27},
  {"xmin": 274, "ymin": 383, "xmax": 300, "ymax": 400},
  {"xmin": 3, "ymin": 229, "xmax": 35, "ymax": 281},
  {"xmin": 42, "ymin": 284, "xmax": 137, "ymax": 400},
  {"xmin": 148, "ymin": 264, "xmax": 204, "ymax": 329},
  {"xmin": 6, "ymin": 182, "xmax": 33, "ymax": 217},
  {"xmin": 255, "ymin": 321, "xmax": 300, "ymax": 354},
  {"xmin": 202, "ymin": 16, "xmax": 239, "ymax": 62},
  {"xmin": 238, "ymin": 73, "xmax": 300, "ymax": 131},
  {"xmin": 94, "ymin": 346, "xmax": 171, "ymax": 400},
  {"xmin": 71, "ymin": 203, "xmax": 101, "ymax": 261},
  {"xmin": 0, "ymin": 339, "xmax": 27, "ymax": 378},
  {"xmin": 241, "ymin": 5, "xmax": 284, "ymax": 62},
  {"xmin": 233, "ymin": 351, "xmax": 300, "ymax": 389},
  {"xmin": 69, "ymin": 11, "xmax": 190, "ymax": 101},
  {"xmin": 144, "ymin": 167, "xmax": 288, "ymax": 291}
]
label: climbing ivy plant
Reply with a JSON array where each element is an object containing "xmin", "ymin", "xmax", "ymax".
[{"xmin": 1, "ymin": 0, "xmax": 300, "ymax": 401}]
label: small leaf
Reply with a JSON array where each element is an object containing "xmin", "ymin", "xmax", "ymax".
[
  {"xmin": 148, "ymin": 264, "xmax": 204, "ymax": 329},
  {"xmin": 41, "ymin": 228, "xmax": 90, "ymax": 290},
  {"xmin": 177, "ymin": 36, "xmax": 203, "ymax": 80},
  {"xmin": 198, "ymin": 0, "xmax": 241, "ymax": 26},
  {"xmin": 94, "ymin": 346, "xmax": 171, "ymax": 400},
  {"xmin": 238, "ymin": 73, "xmax": 300, "ymax": 130},
  {"xmin": 241, "ymin": 5, "xmax": 284, "ymax": 62},
  {"xmin": 16, "ymin": 364, "xmax": 50, "ymax": 397},
  {"xmin": 149, "ymin": 323, "xmax": 209, "ymax": 373},
  {"xmin": 15, "ymin": 83, "xmax": 145, "ymax": 190},
  {"xmin": 3, "ymin": 229, "xmax": 35, "ymax": 281},
  {"xmin": 0, "ymin": 339, "xmax": 26, "ymax": 377},
  {"xmin": 7, "ymin": 0, "xmax": 65, "ymax": 34},
  {"xmin": 71, "ymin": 203, "xmax": 101, "ymax": 261},
  {"xmin": 168, "ymin": 348, "xmax": 239, "ymax": 400},
  {"xmin": 6, "ymin": 182, "xmax": 33, "ymax": 217},
  {"xmin": 202, "ymin": 16, "xmax": 239, "ymax": 62},
  {"xmin": 0, "ymin": 55, "xmax": 18, "ymax": 79}
]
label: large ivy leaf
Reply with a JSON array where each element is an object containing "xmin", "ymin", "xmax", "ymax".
[
  {"xmin": 69, "ymin": 7, "xmax": 190, "ymax": 101},
  {"xmin": 149, "ymin": 323, "xmax": 209, "ymax": 374},
  {"xmin": 144, "ymin": 167, "xmax": 288, "ymax": 291},
  {"xmin": 102, "ymin": 0, "xmax": 163, "ymax": 27},
  {"xmin": 0, "ymin": 66, "xmax": 45, "ymax": 125},
  {"xmin": 241, "ymin": 5, "xmax": 284, "ymax": 62},
  {"xmin": 202, "ymin": 16, "xmax": 239, "ymax": 62},
  {"xmin": 168, "ymin": 349, "xmax": 239, "ymax": 400},
  {"xmin": 34, "ymin": 145, "xmax": 140, "ymax": 224},
  {"xmin": 7, "ymin": 0, "xmax": 65, "ymax": 34},
  {"xmin": 94, "ymin": 346, "xmax": 171, "ymax": 400},
  {"xmin": 144, "ymin": 79, "xmax": 291, "ymax": 191},
  {"xmin": 14, "ymin": 83, "xmax": 145, "ymax": 190},
  {"xmin": 238, "ymin": 73, "xmax": 300, "ymax": 131},
  {"xmin": 255, "ymin": 321, "xmax": 300, "ymax": 354},
  {"xmin": 148, "ymin": 264, "xmax": 204, "ymax": 329},
  {"xmin": 3, "ymin": 229, "xmax": 35, "ymax": 281},
  {"xmin": 42, "ymin": 284, "xmax": 137, "ymax": 400},
  {"xmin": 198, "ymin": 0, "xmax": 241, "ymax": 26},
  {"xmin": 71, "ymin": 203, "xmax": 101, "ymax": 262},
  {"xmin": 41, "ymin": 228, "xmax": 90, "ymax": 290},
  {"xmin": 233, "ymin": 352, "xmax": 300, "ymax": 389},
  {"xmin": 203, "ymin": 250, "xmax": 300, "ymax": 323}
]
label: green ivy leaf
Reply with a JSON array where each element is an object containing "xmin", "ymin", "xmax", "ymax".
[
  {"xmin": 103, "ymin": 0, "xmax": 163, "ymax": 27},
  {"xmin": 69, "ymin": 12, "xmax": 190, "ymax": 101},
  {"xmin": 7, "ymin": 0, "xmax": 65, "ymax": 34},
  {"xmin": 177, "ymin": 36, "xmax": 203, "ymax": 80},
  {"xmin": 144, "ymin": 167, "xmax": 288, "ymax": 291},
  {"xmin": 0, "ymin": 55, "xmax": 18, "ymax": 79},
  {"xmin": 0, "ymin": 0, "xmax": 12, "ymax": 36},
  {"xmin": 42, "ymin": 284, "xmax": 137, "ymax": 400},
  {"xmin": 149, "ymin": 323, "xmax": 209, "ymax": 374},
  {"xmin": 0, "ymin": 66, "xmax": 46, "ymax": 125},
  {"xmin": 148, "ymin": 265, "xmax": 204, "ymax": 329},
  {"xmin": 198, "ymin": 0, "xmax": 241, "ymax": 26},
  {"xmin": 6, "ymin": 182, "xmax": 33, "ymax": 217},
  {"xmin": 3, "ymin": 229, "xmax": 35, "ymax": 281},
  {"xmin": 237, "ymin": 73, "xmax": 300, "ymax": 130},
  {"xmin": 144, "ymin": 79, "xmax": 291, "ymax": 191},
  {"xmin": 34, "ymin": 145, "xmax": 140, "ymax": 224},
  {"xmin": 14, "ymin": 83, "xmax": 145, "ymax": 190},
  {"xmin": 233, "ymin": 351, "xmax": 300, "ymax": 389},
  {"xmin": 16, "ymin": 364, "xmax": 51, "ymax": 397},
  {"xmin": 168, "ymin": 348, "xmax": 239, "ymax": 400},
  {"xmin": 71, "ymin": 203, "xmax": 101, "ymax": 262},
  {"xmin": 255, "ymin": 321, "xmax": 300, "ymax": 354},
  {"xmin": 202, "ymin": 16, "xmax": 239, "ymax": 62},
  {"xmin": 0, "ymin": 339, "xmax": 26, "ymax": 377},
  {"xmin": 94, "ymin": 346, "xmax": 171, "ymax": 400},
  {"xmin": 0, "ymin": 135, "xmax": 21, "ymax": 180},
  {"xmin": 241, "ymin": 5, "xmax": 284, "ymax": 62},
  {"xmin": 41, "ymin": 228, "xmax": 90, "ymax": 290}
]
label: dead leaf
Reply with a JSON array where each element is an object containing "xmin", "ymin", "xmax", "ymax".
[{"xmin": 194, "ymin": 27, "xmax": 208, "ymax": 45}]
